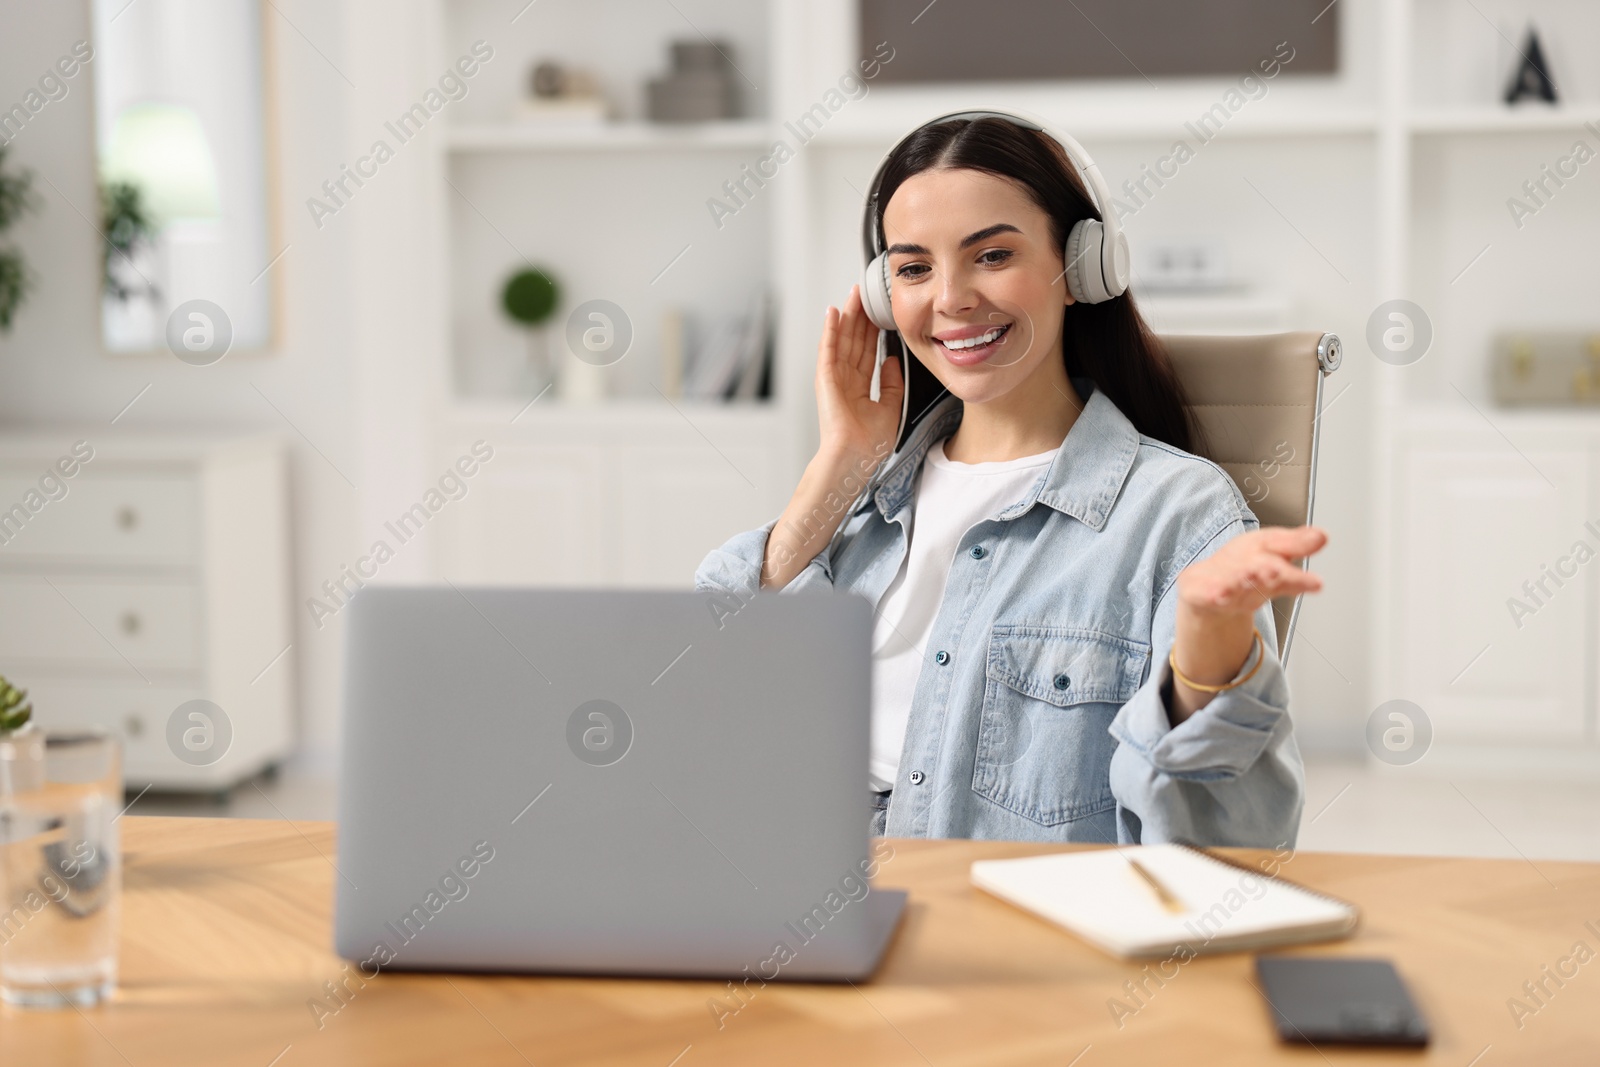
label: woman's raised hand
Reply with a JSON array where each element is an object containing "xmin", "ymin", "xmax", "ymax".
[
  {"xmin": 815, "ymin": 284, "xmax": 904, "ymax": 465},
  {"xmin": 1167, "ymin": 524, "xmax": 1329, "ymax": 721},
  {"xmin": 758, "ymin": 287, "xmax": 905, "ymax": 589},
  {"xmin": 1176, "ymin": 526, "xmax": 1328, "ymax": 619}
]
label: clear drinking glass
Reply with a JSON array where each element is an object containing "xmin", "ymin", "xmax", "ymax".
[{"xmin": 0, "ymin": 731, "xmax": 122, "ymax": 1007}]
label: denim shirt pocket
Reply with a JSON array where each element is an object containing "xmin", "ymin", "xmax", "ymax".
[{"xmin": 973, "ymin": 626, "xmax": 1151, "ymax": 827}]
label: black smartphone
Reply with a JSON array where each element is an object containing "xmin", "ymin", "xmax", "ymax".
[{"xmin": 1254, "ymin": 956, "xmax": 1430, "ymax": 1047}]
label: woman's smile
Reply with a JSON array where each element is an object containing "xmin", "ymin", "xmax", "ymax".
[{"xmin": 934, "ymin": 321, "xmax": 1013, "ymax": 365}]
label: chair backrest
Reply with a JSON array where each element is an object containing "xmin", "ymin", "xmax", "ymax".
[{"xmin": 1161, "ymin": 330, "xmax": 1342, "ymax": 662}]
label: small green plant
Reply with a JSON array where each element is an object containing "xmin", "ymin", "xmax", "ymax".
[
  {"xmin": 100, "ymin": 179, "xmax": 160, "ymax": 303},
  {"xmin": 0, "ymin": 674, "xmax": 33, "ymax": 733},
  {"xmin": 501, "ymin": 267, "xmax": 560, "ymax": 328},
  {"xmin": 501, "ymin": 266, "xmax": 561, "ymax": 387},
  {"xmin": 0, "ymin": 146, "xmax": 39, "ymax": 332}
]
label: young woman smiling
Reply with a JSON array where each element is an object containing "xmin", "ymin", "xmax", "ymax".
[{"xmin": 696, "ymin": 115, "xmax": 1327, "ymax": 846}]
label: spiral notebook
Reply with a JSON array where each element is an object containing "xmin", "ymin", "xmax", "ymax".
[{"xmin": 971, "ymin": 845, "xmax": 1359, "ymax": 960}]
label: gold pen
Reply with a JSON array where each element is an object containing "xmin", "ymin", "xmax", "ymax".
[{"xmin": 1124, "ymin": 853, "xmax": 1187, "ymax": 914}]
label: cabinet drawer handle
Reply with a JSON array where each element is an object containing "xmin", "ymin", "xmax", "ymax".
[
  {"xmin": 116, "ymin": 506, "xmax": 140, "ymax": 531},
  {"xmin": 120, "ymin": 612, "xmax": 142, "ymax": 636}
]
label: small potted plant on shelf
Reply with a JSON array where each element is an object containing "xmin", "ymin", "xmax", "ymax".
[
  {"xmin": 0, "ymin": 672, "xmax": 44, "ymax": 797},
  {"xmin": 501, "ymin": 266, "xmax": 561, "ymax": 392}
]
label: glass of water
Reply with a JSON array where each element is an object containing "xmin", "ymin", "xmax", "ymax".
[{"xmin": 0, "ymin": 731, "xmax": 122, "ymax": 1007}]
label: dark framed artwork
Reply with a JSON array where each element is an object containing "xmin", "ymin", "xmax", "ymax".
[{"xmin": 858, "ymin": 0, "xmax": 1339, "ymax": 83}]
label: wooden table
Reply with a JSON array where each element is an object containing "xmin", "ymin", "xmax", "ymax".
[{"xmin": 2, "ymin": 817, "xmax": 1596, "ymax": 1065}]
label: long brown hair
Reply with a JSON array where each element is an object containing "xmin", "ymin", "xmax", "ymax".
[{"xmin": 869, "ymin": 116, "xmax": 1195, "ymax": 452}]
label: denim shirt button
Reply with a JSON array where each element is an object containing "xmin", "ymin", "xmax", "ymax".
[
  {"xmin": 1053, "ymin": 672, "xmax": 1071, "ymax": 690},
  {"xmin": 968, "ymin": 544, "xmax": 986, "ymax": 559},
  {"xmin": 908, "ymin": 770, "xmax": 925, "ymax": 785},
  {"xmin": 934, "ymin": 650, "xmax": 950, "ymax": 666}
]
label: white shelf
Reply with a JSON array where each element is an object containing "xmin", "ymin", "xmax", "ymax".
[
  {"xmin": 1137, "ymin": 291, "xmax": 1293, "ymax": 334},
  {"xmin": 1409, "ymin": 105, "xmax": 1600, "ymax": 135},
  {"xmin": 1395, "ymin": 402, "xmax": 1600, "ymax": 431},
  {"xmin": 446, "ymin": 397, "xmax": 781, "ymax": 427},
  {"xmin": 447, "ymin": 119, "xmax": 776, "ymax": 153},
  {"xmin": 806, "ymin": 99, "xmax": 1380, "ymax": 145}
]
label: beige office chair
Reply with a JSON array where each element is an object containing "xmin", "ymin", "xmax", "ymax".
[{"xmin": 1162, "ymin": 331, "xmax": 1342, "ymax": 665}]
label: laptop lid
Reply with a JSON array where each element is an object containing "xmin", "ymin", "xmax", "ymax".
[{"xmin": 333, "ymin": 585, "xmax": 897, "ymax": 980}]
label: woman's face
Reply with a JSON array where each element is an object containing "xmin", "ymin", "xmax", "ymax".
[{"xmin": 881, "ymin": 166, "xmax": 1072, "ymax": 405}]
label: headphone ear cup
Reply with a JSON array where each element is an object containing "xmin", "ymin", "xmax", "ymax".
[
  {"xmin": 1065, "ymin": 218, "xmax": 1110, "ymax": 304},
  {"xmin": 1106, "ymin": 228, "xmax": 1130, "ymax": 298},
  {"xmin": 860, "ymin": 251, "xmax": 897, "ymax": 331}
]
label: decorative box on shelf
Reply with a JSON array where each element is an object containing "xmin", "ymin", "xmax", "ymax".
[
  {"xmin": 0, "ymin": 431, "xmax": 294, "ymax": 792},
  {"xmin": 1491, "ymin": 332, "xmax": 1600, "ymax": 406}
]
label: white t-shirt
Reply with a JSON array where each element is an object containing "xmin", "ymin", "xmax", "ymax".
[{"xmin": 869, "ymin": 437, "xmax": 1059, "ymax": 789}]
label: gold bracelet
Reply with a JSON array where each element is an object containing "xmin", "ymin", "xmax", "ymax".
[{"xmin": 1169, "ymin": 627, "xmax": 1266, "ymax": 694}]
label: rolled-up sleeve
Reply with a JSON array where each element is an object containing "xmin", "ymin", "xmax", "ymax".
[
  {"xmin": 1106, "ymin": 516, "xmax": 1304, "ymax": 849},
  {"xmin": 693, "ymin": 515, "xmax": 838, "ymax": 597}
]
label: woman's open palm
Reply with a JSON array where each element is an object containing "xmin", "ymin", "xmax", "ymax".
[
  {"xmin": 1178, "ymin": 526, "xmax": 1328, "ymax": 619},
  {"xmin": 815, "ymin": 284, "xmax": 904, "ymax": 463}
]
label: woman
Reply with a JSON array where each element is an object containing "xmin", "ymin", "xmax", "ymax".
[{"xmin": 695, "ymin": 114, "xmax": 1326, "ymax": 846}]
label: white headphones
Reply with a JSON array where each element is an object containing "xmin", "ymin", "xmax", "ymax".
[{"xmin": 859, "ymin": 109, "xmax": 1130, "ymax": 403}]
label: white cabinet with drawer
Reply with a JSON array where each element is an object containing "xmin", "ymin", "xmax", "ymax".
[
  {"xmin": 0, "ymin": 472, "xmax": 199, "ymax": 564},
  {"xmin": 1382, "ymin": 410, "xmax": 1600, "ymax": 775},
  {"xmin": 0, "ymin": 433, "xmax": 294, "ymax": 791},
  {"xmin": 435, "ymin": 403, "xmax": 786, "ymax": 588}
]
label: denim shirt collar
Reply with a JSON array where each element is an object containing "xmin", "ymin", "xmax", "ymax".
[{"xmin": 871, "ymin": 376, "xmax": 1140, "ymax": 532}]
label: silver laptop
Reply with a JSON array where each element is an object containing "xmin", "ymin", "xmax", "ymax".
[{"xmin": 333, "ymin": 585, "xmax": 907, "ymax": 981}]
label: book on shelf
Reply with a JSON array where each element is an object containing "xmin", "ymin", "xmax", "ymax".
[
  {"xmin": 660, "ymin": 307, "xmax": 684, "ymax": 397},
  {"xmin": 682, "ymin": 290, "xmax": 771, "ymax": 403},
  {"xmin": 510, "ymin": 100, "xmax": 609, "ymax": 125},
  {"xmin": 728, "ymin": 291, "xmax": 771, "ymax": 401}
]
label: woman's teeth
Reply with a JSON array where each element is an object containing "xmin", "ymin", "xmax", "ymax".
[{"xmin": 939, "ymin": 324, "xmax": 1010, "ymax": 351}]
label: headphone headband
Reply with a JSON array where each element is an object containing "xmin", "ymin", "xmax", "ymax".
[{"xmin": 862, "ymin": 109, "xmax": 1118, "ymax": 251}]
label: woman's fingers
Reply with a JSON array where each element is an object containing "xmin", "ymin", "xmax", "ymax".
[
  {"xmin": 878, "ymin": 343, "xmax": 904, "ymax": 399},
  {"xmin": 1183, "ymin": 551, "xmax": 1322, "ymax": 614},
  {"xmin": 817, "ymin": 289, "xmax": 899, "ymax": 443},
  {"xmin": 816, "ymin": 304, "xmax": 843, "ymax": 402},
  {"xmin": 819, "ymin": 304, "xmax": 838, "ymax": 362},
  {"xmin": 1257, "ymin": 525, "xmax": 1328, "ymax": 561},
  {"xmin": 1237, "ymin": 555, "xmax": 1322, "ymax": 599},
  {"xmin": 1179, "ymin": 524, "xmax": 1329, "ymax": 619},
  {"xmin": 841, "ymin": 284, "xmax": 875, "ymax": 379}
]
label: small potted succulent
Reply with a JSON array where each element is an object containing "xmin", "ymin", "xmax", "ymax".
[{"xmin": 0, "ymin": 672, "xmax": 43, "ymax": 797}]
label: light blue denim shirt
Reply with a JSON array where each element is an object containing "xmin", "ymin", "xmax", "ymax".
[{"xmin": 694, "ymin": 379, "xmax": 1302, "ymax": 847}]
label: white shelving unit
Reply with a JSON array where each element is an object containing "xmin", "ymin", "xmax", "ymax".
[
  {"xmin": 446, "ymin": 119, "xmax": 775, "ymax": 152},
  {"xmin": 1373, "ymin": 0, "xmax": 1600, "ymax": 774},
  {"xmin": 418, "ymin": 0, "xmax": 1600, "ymax": 768},
  {"xmin": 811, "ymin": 107, "xmax": 1384, "ymax": 145},
  {"xmin": 431, "ymin": 0, "xmax": 791, "ymax": 590},
  {"xmin": 1409, "ymin": 106, "xmax": 1600, "ymax": 133}
]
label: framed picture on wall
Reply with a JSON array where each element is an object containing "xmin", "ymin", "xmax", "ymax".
[{"xmin": 858, "ymin": 0, "xmax": 1338, "ymax": 84}]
